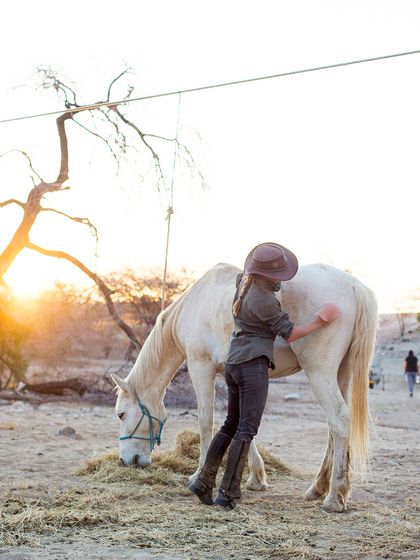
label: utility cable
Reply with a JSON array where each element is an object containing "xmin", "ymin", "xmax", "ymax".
[{"xmin": 1, "ymin": 49, "xmax": 419, "ymax": 125}]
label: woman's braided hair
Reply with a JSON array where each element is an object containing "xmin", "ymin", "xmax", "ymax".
[
  {"xmin": 232, "ymin": 274, "xmax": 253, "ymax": 317},
  {"xmin": 232, "ymin": 274, "xmax": 275, "ymax": 317}
]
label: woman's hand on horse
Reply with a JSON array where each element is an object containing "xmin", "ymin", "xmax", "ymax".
[{"xmin": 316, "ymin": 303, "xmax": 341, "ymax": 323}]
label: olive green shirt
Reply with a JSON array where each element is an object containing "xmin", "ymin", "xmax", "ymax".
[{"xmin": 225, "ymin": 274, "xmax": 294, "ymax": 369}]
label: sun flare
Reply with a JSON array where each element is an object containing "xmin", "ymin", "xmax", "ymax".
[{"xmin": 3, "ymin": 252, "xmax": 85, "ymax": 298}]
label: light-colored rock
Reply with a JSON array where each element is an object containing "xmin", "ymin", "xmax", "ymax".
[{"xmin": 284, "ymin": 393, "xmax": 300, "ymax": 401}]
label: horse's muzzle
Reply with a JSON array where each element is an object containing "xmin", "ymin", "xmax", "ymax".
[{"xmin": 120, "ymin": 455, "xmax": 150, "ymax": 468}]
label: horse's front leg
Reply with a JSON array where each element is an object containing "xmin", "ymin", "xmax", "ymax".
[
  {"xmin": 246, "ymin": 440, "xmax": 268, "ymax": 491},
  {"xmin": 187, "ymin": 358, "xmax": 217, "ymax": 482},
  {"xmin": 305, "ymin": 369, "xmax": 351, "ymax": 513}
]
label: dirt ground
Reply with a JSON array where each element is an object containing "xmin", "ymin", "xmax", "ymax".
[{"xmin": 0, "ymin": 316, "xmax": 419, "ymax": 559}]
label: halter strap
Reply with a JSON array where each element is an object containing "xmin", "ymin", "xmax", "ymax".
[{"xmin": 119, "ymin": 396, "xmax": 166, "ymax": 452}]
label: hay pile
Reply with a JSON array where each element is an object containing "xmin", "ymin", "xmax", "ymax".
[
  {"xmin": 1, "ymin": 430, "xmax": 418, "ymax": 559},
  {"xmin": 76, "ymin": 429, "xmax": 293, "ymax": 485}
]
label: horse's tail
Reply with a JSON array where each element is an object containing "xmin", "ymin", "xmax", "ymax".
[{"xmin": 339, "ymin": 280, "xmax": 378, "ymax": 473}]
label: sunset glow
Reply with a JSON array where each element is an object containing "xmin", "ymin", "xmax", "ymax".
[
  {"xmin": 1, "ymin": 1, "xmax": 420, "ymax": 315},
  {"xmin": 3, "ymin": 252, "xmax": 90, "ymax": 297}
]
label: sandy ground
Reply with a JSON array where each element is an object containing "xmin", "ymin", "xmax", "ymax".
[{"xmin": 0, "ymin": 317, "xmax": 419, "ymax": 559}]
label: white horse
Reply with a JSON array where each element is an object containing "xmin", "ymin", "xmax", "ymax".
[{"xmin": 113, "ymin": 262, "xmax": 377, "ymax": 512}]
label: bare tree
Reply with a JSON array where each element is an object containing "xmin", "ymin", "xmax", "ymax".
[
  {"xmin": 0, "ymin": 69, "xmax": 202, "ymax": 355},
  {"xmin": 105, "ymin": 269, "xmax": 191, "ymax": 326}
]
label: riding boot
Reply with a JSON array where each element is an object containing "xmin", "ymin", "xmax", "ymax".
[
  {"xmin": 188, "ymin": 430, "xmax": 232, "ymax": 505},
  {"xmin": 214, "ymin": 438, "xmax": 251, "ymax": 510}
]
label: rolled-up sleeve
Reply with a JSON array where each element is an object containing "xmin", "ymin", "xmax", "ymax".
[{"xmin": 254, "ymin": 297, "xmax": 294, "ymax": 340}]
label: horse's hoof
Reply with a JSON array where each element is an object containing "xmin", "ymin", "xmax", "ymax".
[
  {"xmin": 304, "ymin": 485, "xmax": 324, "ymax": 501},
  {"xmin": 322, "ymin": 496, "xmax": 346, "ymax": 513},
  {"xmin": 246, "ymin": 476, "xmax": 269, "ymax": 491}
]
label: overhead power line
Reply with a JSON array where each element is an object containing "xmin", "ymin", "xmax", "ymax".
[{"xmin": 1, "ymin": 48, "xmax": 420, "ymax": 125}]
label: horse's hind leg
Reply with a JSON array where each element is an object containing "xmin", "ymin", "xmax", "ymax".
[
  {"xmin": 305, "ymin": 431, "xmax": 333, "ymax": 501},
  {"xmin": 306, "ymin": 362, "xmax": 352, "ymax": 503},
  {"xmin": 186, "ymin": 358, "xmax": 217, "ymax": 482},
  {"xmin": 246, "ymin": 440, "xmax": 268, "ymax": 491},
  {"xmin": 305, "ymin": 368, "xmax": 351, "ymax": 513}
]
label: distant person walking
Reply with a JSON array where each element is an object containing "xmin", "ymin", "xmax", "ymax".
[{"xmin": 404, "ymin": 350, "xmax": 418, "ymax": 397}]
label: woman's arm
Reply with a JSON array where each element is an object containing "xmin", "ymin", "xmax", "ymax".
[
  {"xmin": 286, "ymin": 316, "xmax": 327, "ymax": 343},
  {"xmin": 286, "ymin": 303, "xmax": 340, "ymax": 343}
]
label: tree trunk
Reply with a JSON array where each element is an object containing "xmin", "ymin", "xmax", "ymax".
[{"xmin": 23, "ymin": 378, "xmax": 89, "ymax": 396}]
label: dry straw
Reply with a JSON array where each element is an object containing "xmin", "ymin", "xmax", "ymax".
[{"xmin": 1, "ymin": 430, "xmax": 418, "ymax": 559}]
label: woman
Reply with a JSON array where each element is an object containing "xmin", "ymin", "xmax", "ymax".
[
  {"xmin": 188, "ymin": 242, "xmax": 340, "ymax": 509},
  {"xmin": 404, "ymin": 350, "xmax": 418, "ymax": 397}
]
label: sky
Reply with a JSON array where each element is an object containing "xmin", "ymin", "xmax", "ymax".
[{"xmin": 1, "ymin": 1, "xmax": 420, "ymax": 312}]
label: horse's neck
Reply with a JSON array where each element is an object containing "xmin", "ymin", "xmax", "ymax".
[{"xmin": 129, "ymin": 311, "xmax": 184, "ymax": 404}]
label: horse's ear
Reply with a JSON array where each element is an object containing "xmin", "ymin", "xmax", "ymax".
[{"xmin": 111, "ymin": 374, "xmax": 130, "ymax": 394}]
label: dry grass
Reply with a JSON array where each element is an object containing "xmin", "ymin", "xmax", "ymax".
[
  {"xmin": 76, "ymin": 430, "xmax": 294, "ymax": 484},
  {"xmin": 1, "ymin": 431, "xmax": 418, "ymax": 559}
]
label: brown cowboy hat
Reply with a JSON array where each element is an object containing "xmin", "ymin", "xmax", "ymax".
[{"xmin": 244, "ymin": 242, "xmax": 299, "ymax": 281}]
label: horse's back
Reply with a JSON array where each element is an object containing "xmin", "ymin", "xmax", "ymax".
[
  {"xmin": 174, "ymin": 262, "xmax": 373, "ymax": 373},
  {"xmin": 283, "ymin": 264, "xmax": 368, "ymax": 370}
]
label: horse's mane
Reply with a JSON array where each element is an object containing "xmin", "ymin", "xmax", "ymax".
[
  {"xmin": 125, "ymin": 264, "xmax": 238, "ymax": 396},
  {"xmin": 127, "ymin": 295, "xmax": 183, "ymax": 395}
]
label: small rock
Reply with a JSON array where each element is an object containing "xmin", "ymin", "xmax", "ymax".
[
  {"xmin": 284, "ymin": 393, "xmax": 300, "ymax": 401},
  {"xmin": 58, "ymin": 426, "xmax": 77, "ymax": 437}
]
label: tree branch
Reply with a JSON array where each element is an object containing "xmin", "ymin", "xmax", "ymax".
[
  {"xmin": 111, "ymin": 106, "xmax": 165, "ymax": 187},
  {"xmin": 26, "ymin": 242, "xmax": 141, "ymax": 348},
  {"xmin": 0, "ymin": 149, "xmax": 43, "ymax": 183},
  {"xmin": 72, "ymin": 116, "xmax": 121, "ymax": 167},
  {"xmin": 38, "ymin": 67, "xmax": 79, "ymax": 108},
  {"xmin": 107, "ymin": 68, "xmax": 133, "ymax": 101},
  {"xmin": 143, "ymin": 133, "xmax": 176, "ymax": 142},
  {"xmin": 39, "ymin": 207, "xmax": 98, "ymax": 240},
  {"xmin": 0, "ymin": 199, "xmax": 26, "ymax": 210},
  {"xmin": 55, "ymin": 113, "xmax": 73, "ymax": 184}
]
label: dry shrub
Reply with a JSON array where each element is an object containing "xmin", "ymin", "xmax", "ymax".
[
  {"xmin": 0, "ymin": 296, "xmax": 28, "ymax": 388},
  {"xmin": 14, "ymin": 272, "xmax": 191, "ymax": 379}
]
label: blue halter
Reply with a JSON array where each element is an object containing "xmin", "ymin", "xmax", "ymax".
[{"xmin": 119, "ymin": 396, "xmax": 166, "ymax": 452}]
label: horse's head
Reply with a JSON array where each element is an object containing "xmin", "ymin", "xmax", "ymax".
[{"xmin": 111, "ymin": 374, "xmax": 166, "ymax": 468}]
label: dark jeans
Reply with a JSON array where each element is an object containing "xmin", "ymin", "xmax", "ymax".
[
  {"xmin": 220, "ymin": 356, "xmax": 269, "ymax": 442},
  {"xmin": 406, "ymin": 372, "xmax": 416, "ymax": 394}
]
